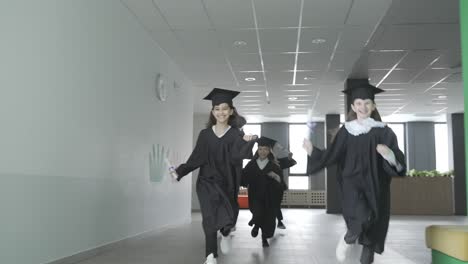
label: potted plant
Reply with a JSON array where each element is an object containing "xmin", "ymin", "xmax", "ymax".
[{"xmin": 390, "ymin": 170, "xmax": 454, "ymax": 215}]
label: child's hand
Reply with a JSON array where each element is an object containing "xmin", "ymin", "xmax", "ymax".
[
  {"xmin": 165, "ymin": 158, "xmax": 179, "ymax": 182},
  {"xmin": 243, "ymin": 134, "xmax": 258, "ymax": 142},
  {"xmin": 169, "ymin": 167, "xmax": 178, "ymax": 182},
  {"xmin": 376, "ymin": 144, "xmax": 391, "ymax": 157},
  {"xmin": 267, "ymin": 171, "xmax": 281, "ymax": 183}
]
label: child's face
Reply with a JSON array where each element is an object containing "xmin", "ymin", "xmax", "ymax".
[
  {"xmin": 351, "ymin": 98, "xmax": 375, "ymax": 120},
  {"xmin": 212, "ymin": 103, "xmax": 233, "ymax": 124},
  {"xmin": 257, "ymin": 146, "xmax": 270, "ymax": 160}
]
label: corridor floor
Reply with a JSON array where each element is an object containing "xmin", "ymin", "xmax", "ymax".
[{"xmin": 77, "ymin": 209, "xmax": 467, "ymax": 264}]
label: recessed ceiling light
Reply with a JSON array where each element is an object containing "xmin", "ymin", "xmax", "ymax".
[
  {"xmin": 437, "ymin": 95, "xmax": 447, "ymax": 99},
  {"xmin": 311, "ymin": 38, "xmax": 326, "ymax": 44},
  {"xmin": 288, "ymin": 97, "xmax": 298, "ymax": 101},
  {"xmin": 288, "ymin": 106, "xmax": 296, "ymax": 109},
  {"xmin": 245, "ymin": 77, "xmax": 256, "ymax": 82},
  {"xmin": 233, "ymin": 40, "xmax": 247, "ymax": 47}
]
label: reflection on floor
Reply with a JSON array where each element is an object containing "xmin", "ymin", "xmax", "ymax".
[{"xmin": 78, "ymin": 209, "xmax": 467, "ymax": 264}]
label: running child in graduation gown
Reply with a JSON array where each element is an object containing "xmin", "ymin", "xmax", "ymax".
[
  {"xmin": 303, "ymin": 80, "xmax": 406, "ymax": 264},
  {"xmin": 246, "ymin": 136, "xmax": 292, "ymax": 229},
  {"xmin": 241, "ymin": 137, "xmax": 285, "ymax": 247},
  {"xmin": 170, "ymin": 88, "xmax": 257, "ymax": 264}
]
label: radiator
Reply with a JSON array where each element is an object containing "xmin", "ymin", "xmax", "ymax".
[{"xmin": 281, "ymin": 190, "xmax": 326, "ymax": 207}]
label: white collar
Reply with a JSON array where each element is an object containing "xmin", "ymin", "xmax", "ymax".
[
  {"xmin": 212, "ymin": 125, "xmax": 231, "ymax": 138},
  {"xmin": 256, "ymin": 158, "xmax": 269, "ymax": 170},
  {"xmin": 344, "ymin": 118, "xmax": 386, "ymax": 136}
]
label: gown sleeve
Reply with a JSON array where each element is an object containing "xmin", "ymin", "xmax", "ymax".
[
  {"xmin": 175, "ymin": 131, "xmax": 207, "ymax": 181},
  {"xmin": 381, "ymin": 127, "xmax": 406, "ymax": 177},
  {"xmin": 231, "ymin": 132, "xmax": 256, "ymax": 163},
  {"xmin": 307, "ymin": 127, "xmax": 347, "ymax": 175},
  {"xmin": 272, "ymin": 163, "xmax": 285, "ymax": 188},
  {"xmin": 241, "ymin": 161, "xmax": 255, "ymax": 187}
]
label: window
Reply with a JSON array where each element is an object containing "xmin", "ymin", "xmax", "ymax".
[
  {"xmin": 288, "ymin": 124, "xmax": 309, "ymax": 174},
  {"xmin": 387, "ymin": 123, "xmax": 405, "ymax": 154},
  {"xmin": 242, "ymin": 124, "xmax": 261, "ymax": 168},
  {"xmin": 434, "ymin": 123, "xmax": 449, "ymax": 172},
  {"xmin": 288, "ymin": 176, "xmax": 309, "ymax": 190}
]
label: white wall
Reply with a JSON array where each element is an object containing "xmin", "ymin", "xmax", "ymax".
[{"xmin": 0, "ymin": 1, "xmax": 193, "ymax": 263}]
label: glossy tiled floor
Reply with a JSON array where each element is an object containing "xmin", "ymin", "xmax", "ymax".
[{"xmin": 77, "ymin": 209, "xmax": 467, "ymax": 264}]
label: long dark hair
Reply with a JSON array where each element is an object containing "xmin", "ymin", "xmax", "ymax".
[{"xmin": 205, "ymin": 104, "xmax": 246, "ymax": 128}]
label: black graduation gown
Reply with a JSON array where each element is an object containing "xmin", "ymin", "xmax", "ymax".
[
  {"xmin": 176, "ymin": 127, "xmax": 255, "ymax": 234},
  {"xmin": 242, "ymin": 159, "xmax": 284, "ymax": 239},
  {"xmin": 307, "ymin": 125, "xmax": 406, "ymax": 254}
]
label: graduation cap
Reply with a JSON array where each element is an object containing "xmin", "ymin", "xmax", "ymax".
[
  {"xmin": 343, "ymin": 79, "xmax": 384, "ymax": 102},
  {"xmin": 203, "ymin": 88, "xmax": 240, "ymax": 107},
  {"xmin": 257, "ymin": 137, "xmax": 277, "ymax": 148},
  {"xmin": 257, "ymin": 137, "xmax": 298, "ymax": 169}
]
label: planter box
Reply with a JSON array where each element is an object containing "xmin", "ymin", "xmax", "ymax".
[
  {"xmin": 391, "ymin": 177, "xmax": 453, "ymax": 215},
  {"xmin": 238, "ymin": 195, "xmax": 249, "ymax": 209}
]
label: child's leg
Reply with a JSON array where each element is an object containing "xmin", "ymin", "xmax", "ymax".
[
  {"xmin": 360, "ymin": 244, "xmax": 375, "ymax": 264},
  {"xmin": 277, "ymin": 208, "xmax": 283, "ymax": 221},
  {"xmin": 205, "ymin": 231, "xmax": 218, "ymax": 258}
]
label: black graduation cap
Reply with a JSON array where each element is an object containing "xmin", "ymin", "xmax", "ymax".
[
  {"xmin": 203, "ymin": 88, "xmax": 240, "ymax": 106},
  {"xmin": 257, "ymin": 136, "xmax": 298, "ymax": 169},
  {"xmin": 342, "ymin": 79, "xmax": 384, "ymax": 102},
  {"xmin": 257, "ymin": 137, "xmax": 276, "ymax": 148}
]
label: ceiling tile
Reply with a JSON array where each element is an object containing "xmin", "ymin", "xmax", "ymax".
[
  {"xmin": 368, "ymin": 51, "xmax": 407, "ymax": 69},
  {"xmin": 397, "ymin": 50, "xmax": 442, "ymax": 69},
  {"xmin": 218, "ymin": 29, "xmax": 259, "ymax": 53},
  {"xmin": 413, "ymin": 68, "xmax": 452, "ymax": 83},
  {"xmin": 228, "ymin": 53, "xmax": 261, "ymax": 72},
  {"xmin": 254, "ymin": 0, "xmax": 301, "ymax": 28},
  {"xmin": 203, "ymin": 0, "xmax": 254, "ymax": 29},
  {"xmin": 300, "ymin": 27, "xmax": 340, "ymax": 52},
  {"xmin": 374, "ymin": 24, "xmax": 460, "ymax": 50},
  {"xmin": 259, "ymin": 28, "xmax": 298, "ymax": 53},
  {"xmin": 382, "ymin": 0, "xmax": 459, "ymax": 25},
  {"xmin": 346, "ymin": 0, "xmax": 392, "ymax": 26},
  {"xmin": 431, "ymin": 50, "xmax": 462, "ymax": 68},
  {"xmin": 237, "ymin": 72, "xmax": 265, "ymax": 86},
  {"xmin": 383, "ymin": 69, "xmax": 419, "ymax": 83},
  {"xmin": 302, "ymin": 0, "xmax": 350, "ymax": 26},
  {"xmin": 266, "ymin": 71, "xmax": 294, "ymax": 86},
  {"xmin": 263, "ymin": 53, "xmax": 295, "ymax": 71},
  {"xmin": 297, "ymin": 53, "xmax": 332, "ymax": 71},
  {"xmin": 153, "ymin": 0, "xmax": 211, "ymax": 29},
  {"xmin": 337, "ymin": 26, "xmax": 375, "ymax": 51}
]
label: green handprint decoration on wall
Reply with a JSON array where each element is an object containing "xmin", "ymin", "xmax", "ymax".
[{"xmin": 149, "ymin": 144, "xmax": 170, "ymax": 182}]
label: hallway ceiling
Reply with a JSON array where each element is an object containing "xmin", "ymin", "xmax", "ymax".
[{"xmin": 122, "ymin": 0, "xmax": 462, "ymax": 122}]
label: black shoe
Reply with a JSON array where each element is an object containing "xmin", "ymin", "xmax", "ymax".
[
  {"xmin": 277, "ymin": 221, "xmax": 286, "ymax": 229},
  {"xmin": 248, "ymin": 219, "xmax": 254, "ymax": 226},
  {"xmin": 360, "ymin": 245, "xmax": 375, "ymax": 264},
  {"xmin": 262, "ymin": 238, "xmax": 269, "ymax": 247},
  {"xmin": 251, "ymin": 226, "xmax": 259, "ymax": 238}
]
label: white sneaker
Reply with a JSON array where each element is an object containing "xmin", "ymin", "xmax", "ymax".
[
  {"xmin": 336, "ymin": 233, "xmax": 352, "ymax": 262},
  {"xmin": 220, "ymin": 234, "xmax": 232, "ymax": 254},
  {"xmin": 203, "ymin": 253, "xmax": 217, "ymax": 264}
]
